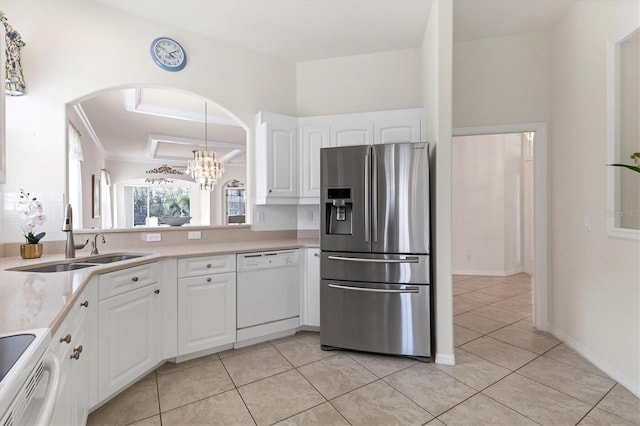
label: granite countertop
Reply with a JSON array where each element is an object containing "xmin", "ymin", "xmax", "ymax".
[{"xmin": 0, "ymin": 238, "xmax": 318, "ymax": 335}]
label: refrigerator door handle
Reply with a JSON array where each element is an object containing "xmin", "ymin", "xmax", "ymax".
[
  {"xmin": 328, "ymin": 283, "xmax": 420, "ymax": 294},
  {"xmin": 372, "ymin": 146, "xmax": 378, "ymax": 243},
  {"xmin": 327, "ymin": 255, "xmax": 420, "ymax": 264},
  {"xmin": 364, "ymin": 147, "xmax": 371, "ymax": 242}
]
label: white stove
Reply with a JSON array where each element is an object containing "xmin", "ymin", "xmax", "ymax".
[{"xmin": 0, "ymin": 328, "xmax": 52, "ymax": 425}]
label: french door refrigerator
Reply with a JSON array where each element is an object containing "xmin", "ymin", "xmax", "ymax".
[{"xmin": 320, "ymin": 142, "xmax": 433, "ymax": 361}]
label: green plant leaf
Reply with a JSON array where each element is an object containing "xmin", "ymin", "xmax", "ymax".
[{"xmin": 608, "ymin": 163, "xmax": 640, "ymax": 173}]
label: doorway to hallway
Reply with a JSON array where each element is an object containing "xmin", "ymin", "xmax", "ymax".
[{"xmin": 452, "ymin": 123, "xmax": 549, "ymax": 332}]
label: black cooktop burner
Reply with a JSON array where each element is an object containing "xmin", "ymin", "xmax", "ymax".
[{"xmin": 0, "ymin": 334, "xmax": 35, "ymax": 382}]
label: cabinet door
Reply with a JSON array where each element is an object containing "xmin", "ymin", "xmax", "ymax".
[
  {"xmin": 49, "ymin": 342, "xmax": 73, "ymax": 426},
  {"xmin": 50, "ymin": 282, "xmax": 97, "ymax": 426},
  {"xmin": 300, "ymin": 125, "xmax": 330, "ymax": 198},
  {"xmin": 256, "ymin": 121, "xmax": 298, "ymax": 199},
  {"xmin": 98, "ymin": 284, "xmax": 162, "ymax": 401},
  {"xmin": 178, "ymin": 272, "xmax": 236, "ymax": 355},
  {"xmin": 331, "ymin": 121, "xmax": 374, "ymax": 147},
  {"xmin": 374, "ymin": 118, "xmax": 421, "ymax": 144},
  {"xmin": 70, "ymin": 316, "xmax": 90, "ymax": 426},
  {"xmin": 304, "ymin": 248, "xmax": 321, "ymax": 327}
]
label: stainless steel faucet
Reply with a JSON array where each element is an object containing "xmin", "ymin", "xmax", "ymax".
[
  {"xmin": 62, "ymin": 204, "xmax": 89, "ymax": 259},
  {"xmin": 90, "ymin": 233, "xmax": 106, "ymax": 255}
]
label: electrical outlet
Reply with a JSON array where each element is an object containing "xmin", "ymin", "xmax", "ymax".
[
  {"xmin": 307, "ymin": 210, "xmax": 314, "ymax": 222},
  {"xmin": 188, "ymin": 231, "xmax": 202, "ymax": 240},
  {"xmin": 465, "ymin": 254, "xmax": 471, "ymax": 261},
  {"xmin": 257, "ymin": 211, "xmax": 265, "ymax": 223},
  {"xmin": 584, "ymin": 215, "xmax": 592, "ymax": 231},
  {"xmin": 145, "ymin": 233, "xmax": 162, "ymax": 242}
]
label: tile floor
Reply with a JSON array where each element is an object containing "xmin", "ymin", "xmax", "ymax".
[{"xmin": 87, "ymin": 273, "xmax": 640, "ymax": 426}]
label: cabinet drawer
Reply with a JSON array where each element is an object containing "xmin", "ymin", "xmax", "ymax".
[
  {"xmin": 178, "ymin": 254, "xmax": 236, "ymax": 278},
  {"xmin": 99, "ymin": 263, "xmax": 160, "ymax": 300}
]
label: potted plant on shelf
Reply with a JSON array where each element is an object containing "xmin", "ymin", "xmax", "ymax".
[{"xmin": 18, "ymin": 189, "xmax": 47, "ymax": 259}]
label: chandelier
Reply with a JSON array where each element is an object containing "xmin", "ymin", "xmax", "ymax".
[{"xmin": 185, "ymin": 102, "xmax": 224, "ymax": 190}]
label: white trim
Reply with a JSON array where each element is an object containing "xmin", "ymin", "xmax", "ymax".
[
  {"xmin": 606, "ymin": 21, "xmax": 640, "ymax": 240},
  {"xmin": 452, "ymin": 268, "xmax": 523, "ymax": 277},
  {"xmin": 147, "ymin": 134, "xmax": 245, "ymax": 162},
  {"xmin": 123, "ymin": 88, "xmax": 239, "ymax": 127},
  {"xmin": 435, "ymin": 352, "xmax": 455, "ymax": 365},
  {"xmin": 551, "ymin": 325, "xmax": 639, "ymax": 398},
  {"xmin": 453, "ymin": 123, "xmax": 550, "ymax": 332},
  {"xmin": 73, "ymin": 104, "xmax": 105, "ymax": 154}
]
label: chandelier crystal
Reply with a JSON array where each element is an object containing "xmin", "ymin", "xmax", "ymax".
[{"xmin": 185, "ymin": 102, "xmax": 224, "ymax": 190}]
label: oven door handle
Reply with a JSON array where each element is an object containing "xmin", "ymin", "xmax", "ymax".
[
  {"xmin": 327, "ymin": 255, "xmax": 419, "ymax": 264},
  {"xmin": 34, "ymin": 353, "xmax": 61, "ymax": 426},
  {"xmin": 328, "ymin": 283, "xmax": 420, "ymax": 293}
]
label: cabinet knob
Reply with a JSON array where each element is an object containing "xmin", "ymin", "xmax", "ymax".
[
  {"xmin": 132, "ymin": 276, "xmax": 139, "ymax": 282},
  {"xmin": 206, "ymin": 264, "xmax": 212, "ymax": 268},
  {"xmin": 314, "ymin": 253, "xmax": 319, "ymax": 257},
  {"xmin": 74, "ymin": 344, "xmax": 83, "ymax": 354},
  {"xmin": 70, "ymin": 350, "xmax": 81, "ymax": 360},
  {"xmin": 206, "ymin": 277, "xmax": 212, "ymax": 282},
  {"xmin": 60, "ymin": 334, "xmax": 71, "ymax": 344},
  {"xmin": 154, "ymin": 289, "xmax": 160, "ymax": 294},
  {"xmin": 80, "ymin": 300, "xmax": 89, "ymax": 308},
  {"xmin": 269, "ymin": 189, "xmax": 273, "ymax": 193}
]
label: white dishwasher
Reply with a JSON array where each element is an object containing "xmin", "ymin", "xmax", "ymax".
[{"xmin": 236, "ymin": 250, "xmax": 300, "ymax": 346}]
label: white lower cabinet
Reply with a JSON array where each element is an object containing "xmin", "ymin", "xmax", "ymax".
[
  {"xmin": 97, "ymin": 263, "xmax": 163, "ymax": 402},
  {"xmin": 177, "ymin": 255, "xmax": 236, "ymax": 357},
  {"xmin": 300, "ymin": 248, "xmax": 320, "ymax": 328},
  {"xmin": 50, "ymin": 280, "xmax": 97, "ymax": 426}
]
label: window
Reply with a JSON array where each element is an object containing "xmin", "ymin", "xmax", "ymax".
[
  {"xmin": 224, "ymin": 180, "xmax": 246, "ymax": 224},
  {"xmin": 131, "ymin": 186, "xmax": 190, "ymax": 226}
]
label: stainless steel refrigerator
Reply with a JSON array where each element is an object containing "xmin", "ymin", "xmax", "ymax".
[{"xmin": 320, "ymin": 142, "xmax": 432, "ymax": 361}]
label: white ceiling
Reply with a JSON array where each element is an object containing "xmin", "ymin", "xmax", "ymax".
[{"xmin": 94, "ymin": 0, "xmax": 575, "ymax": 61}]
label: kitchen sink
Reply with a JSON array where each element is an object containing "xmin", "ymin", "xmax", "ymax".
[
  {"xmin": 15, "ymin": 263, "xmax": 97, "ymax": 273},
  {"xmin": 6, "ymin": 253, "xmax": 151, "ymax": 273},
  {"xmin": 84, "ymin": 254, "xmax": 148, "ymax": 263}
]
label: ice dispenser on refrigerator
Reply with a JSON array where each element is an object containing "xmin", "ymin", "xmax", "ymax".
[{"xmin": 325, "ymin": 188, "xmax": 352, "ymax": 235}]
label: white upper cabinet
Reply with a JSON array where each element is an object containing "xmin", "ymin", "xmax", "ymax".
[
  {"xmin": 331, "ymin": 121, "xmax": 374, "ymax": 146},
  {"xmin": 255, "ymin": 113, "xmax": 299, "ymax": 204},
  {"xmin": 374, "ymin": 117, "xmax": 422, "ymax": 144},
  {"xmin": 255, "ymin": 108, "xmax": 424, "ymax": 205},
  {"xmin": 299, "ymin": 124, "xmax": 330, "ymax": 199}
]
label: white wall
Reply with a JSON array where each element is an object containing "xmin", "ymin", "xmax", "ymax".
[
  {"xmin": 453, "ymin": 32, "xmax": 552, "ymax": 128},
  {"xmin": 0, "ymin": 0, "xmax": 296, "ymax": 238},
  {"xmin": 452, "ymin": 133, "xmax": 524, "ymax": 276},
  {"xmin": 296, "ymin": 49, "xmax": 423, "ymax": 116},
  {"xmin": 422, "ymin": 0, "xmax": 454, "ymax": 365},
  {"xmin": 550, "ymin": 0, "xmax": 640, "ymax": 395}
]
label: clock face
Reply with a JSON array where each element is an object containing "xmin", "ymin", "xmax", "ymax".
[{"xmin": 150, "ymin": 37, "xmax": 187, "ymax": 72}]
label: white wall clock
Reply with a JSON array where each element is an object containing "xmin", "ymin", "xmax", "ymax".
[{"xmin": 150, "ymin": 37, "xmax": 187, "ymax": 72}]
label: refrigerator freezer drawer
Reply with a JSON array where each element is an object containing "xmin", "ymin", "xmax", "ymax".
[
  {"xmin": 321, "ymin": 252, "xmax": 430, "ymax": 284},
  {"xmin": 320, "ymin": 280, "xmax": 431, "ymax": 359}
]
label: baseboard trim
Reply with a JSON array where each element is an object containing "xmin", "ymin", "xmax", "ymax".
[
  {"xmin": 551, "ymin": 326, "xmax": 639, "ymax": 398},
  {"xmin": 452, "ymin": 268, "xmax": 523, "ymax": 277},
  {"xmin": 435, "ymin": 352, "xmax": 456, "ymax": 365}
]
